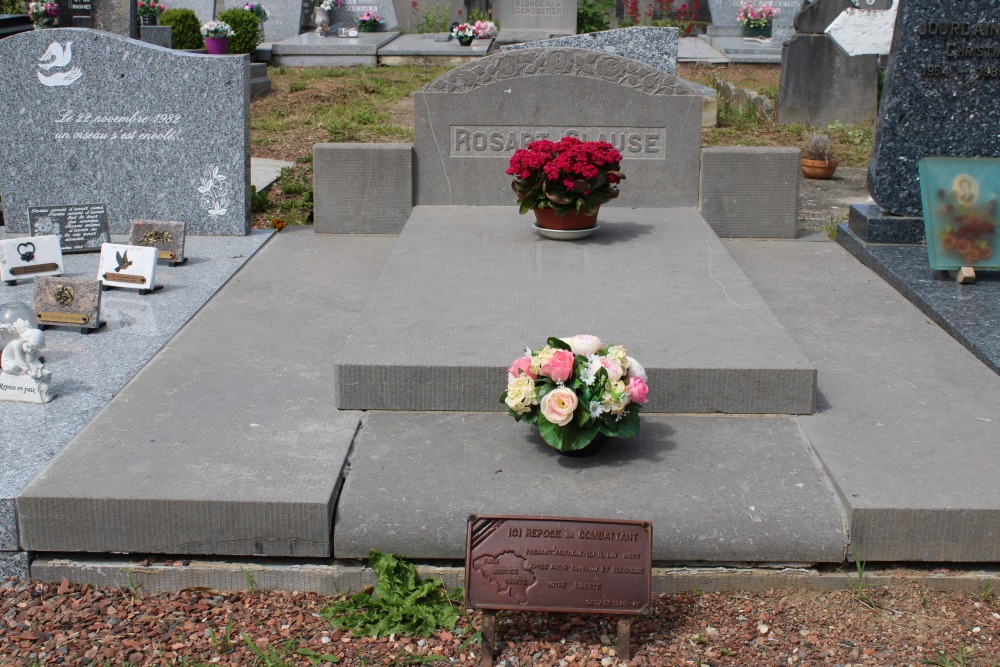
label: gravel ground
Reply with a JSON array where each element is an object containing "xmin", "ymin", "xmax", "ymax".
[{"xmin": 4, "ymin": 577, "xmax": 1000, "ymax": 666}]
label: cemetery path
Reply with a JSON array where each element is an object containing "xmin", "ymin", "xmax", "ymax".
[{"xmin": 2, "ymin": 575, "xmax": 996, "ymax": 666}]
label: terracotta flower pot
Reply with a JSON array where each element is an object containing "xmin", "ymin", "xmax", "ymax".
[
  {"xmin": 801, "ymin": 158, "xmax": 838, "ymax": 180},
  {"xmin": 532, "ymin": 207, "xmax": 599, "ymax": 231}
]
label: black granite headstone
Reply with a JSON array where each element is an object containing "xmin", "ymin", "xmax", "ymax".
[
  {"xmin": 28, "ymin": 204, "xmax": 110, "ymax": 253},
  {"xmin": 868, "ymin": 0, "xmax": 1000, "ymax": 216},
  {"xmin": 55, "ymin": 0, "xmax": 92, "ymax": 27}
]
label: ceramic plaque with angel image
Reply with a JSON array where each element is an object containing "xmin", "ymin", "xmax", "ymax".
[
  {"xmin": 97, "ymin": 243, "xmax": 158, "ymax": 292},
  {"xmin": 919, "ymin": 157, "xmax": 1000, "ymax": 271},
  {"xmin": 1, "ymin": 235, "xmax": 64, "ymax": 285}
]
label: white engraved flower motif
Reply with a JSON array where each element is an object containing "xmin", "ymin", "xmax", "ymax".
[{"xmin": 197, "ymin": 166, "xmax": 229, "ymax": 217}]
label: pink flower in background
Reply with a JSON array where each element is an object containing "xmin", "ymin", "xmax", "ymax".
[
  {"xmin": 627, "ymin": 376, "xmax": 649, "ymax": 404},
  {"xmin": 508, "ymin": 356, "xmax": 536, "ymax": 379},
  {"xmin": 540, "ymin": 387, "xmax": 578, "ymax": 426},
  {"xmin": 540, "ymin": 349, "xmax": 574, "ymax": 383}
]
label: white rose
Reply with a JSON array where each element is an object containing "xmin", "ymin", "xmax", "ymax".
[
  {"xmin": 625, "ymin": 356, "xmax": 646, "ymax": 381},
  {"xmin": 560, "ymin": 334, "xmax": 603, "ymax": 357}
]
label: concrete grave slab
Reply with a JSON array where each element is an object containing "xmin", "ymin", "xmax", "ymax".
[
  {"xmin": 334, "ymin": 411, "xmax": 847, "ymax": 563},
  {"xmin": 700, "ymin": 147, "xmax": 799, "ymax": 238},
  {"xmin": 336, "ymin": 206, "xmax": 816, "ymax": 414},
  {"xmin": 869, "ymin": 0, "xmax": 1000, "ymax": 216},
  {"xmin": 271, "ymin": 30, "xmax": 400, "ymax": 66},
  {"xmin": 827, "ymin": 4, "xmax": 897, "ymax": 56},
  {"xmin": 378, "ymin": 33, "xmax": 493, "ymax": 65},
  {"xmin": 413, "ymin": 48, "xmax": 702, "ymax": 208},
  {"xmin": 726, "ymin": 238, "xmax": 1000, "ymax": 562},
  {"xmin": 16, "ymin": 230, "xmax": 395, "ymax": 558},
  {"xmin": 501, "ymin": 26, "xmax": 679, "ymax": 75},
  {"xmin": 314, "ymin": 143, "xmax": 412, "ymax": 233},
  {"xmin": 0, "ymin": 29, "xmax": 250, "ymax": 235}
]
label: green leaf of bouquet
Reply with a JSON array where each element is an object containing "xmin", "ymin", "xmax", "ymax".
[
  {"xmin": 602, "ymin": 409, "xmax": 640, "ymax": 439},
  {"xmin": 547, "ymin": 336, "xmax": 571, "ymax": 351}
]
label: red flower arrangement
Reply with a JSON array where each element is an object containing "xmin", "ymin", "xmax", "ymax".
[{"xmin": 507, "ymin": 136, "xmax": 625, "ymax": 217}]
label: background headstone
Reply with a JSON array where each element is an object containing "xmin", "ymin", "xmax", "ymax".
[
  {"xmin": 827, "ymin": 4, "xmax": 898, "ymax": 56},
  {"xmin": 391, "ymin": 0, "xmax": 465, "ymax": 33},
  {"xmin": 0, "ymin": 28, "xmax": 250, "ymax": 235},
  {"xmin": 706, "ymin": 0, "xmax": 801, "ymax": 38},
  {"xmin": 165, "ymin": 0, "xmax": 216, "ymax": 26},
  {"xmin": 55, "ymin": 0, "xmax": 93, "ymax": 27},
  {"xmin": 140, "ymin": 25, "xmax": 173, "ymax": 48},
  {"xmin": 502, "ymin": 26, "xmax": 679, "ymax": 75},
  {"xmin": 222, "ymin": 0, "xmax": 305, "ymax": 43},
  {"xmin": 91, "ymin": 0, "xmax": 137, "ymax": 37},
  {"xmin": 413, "ymin": 48, "xmax": 702, "ymax": 208},
  {"xmin": 495, "ymin": 0, "xmax": 578, "ymax": 42},
  {"xmin": 328, "ymin": 0, "xmax": 398, "ymax": 29},
  {"xmin": 869, "ymin": 0, "xmax": 1000, "ymax": 216}
]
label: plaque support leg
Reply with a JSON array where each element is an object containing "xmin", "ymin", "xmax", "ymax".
[
  {"xmin": 949, "ymin": 266, "xmax": 976, "ymax": 284},
  {"xmin": 479, "ymin": 611, "xmax": 496, "ymax": 667},
  {"xmin": 616, "ymin": 618, "xmax": 631, "ymax": 660}
]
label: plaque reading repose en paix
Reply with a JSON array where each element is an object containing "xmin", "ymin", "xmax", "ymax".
[{"xmin": 465, "ymin": 515, "xmax": 652, "ymax": 615}]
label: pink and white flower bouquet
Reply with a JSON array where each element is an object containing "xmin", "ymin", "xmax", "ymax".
[
  {"xmin": 737, "ymin": 2, "xmax": 778, "ymax": 29},
  {"xmin": 502, "ymin": 335, "xmax": 649, "ymax": 453}
]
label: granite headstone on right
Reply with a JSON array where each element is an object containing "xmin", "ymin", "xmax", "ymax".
[{"xmin": 868, "ymin": 0, "xmax": 1000, "ymax": 217}]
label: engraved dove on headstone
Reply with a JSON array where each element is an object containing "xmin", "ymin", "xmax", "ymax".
[{"xmin": 36, "ymin": 41, "xmax": 82, "ymax": 87}]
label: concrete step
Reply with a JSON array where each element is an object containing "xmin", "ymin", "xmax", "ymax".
[
  {"xmin": 334, "ymin": 411, "xmax": 848, "ymax": 564},
  {"xmin": 336, "ymin": 206, "xmax": 817, "ymax": 415}
]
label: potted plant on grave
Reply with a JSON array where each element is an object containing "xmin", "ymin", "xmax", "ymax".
[
  {"xmin": 200, "ymin": 19, "xmax": 235, "ymax": 54},
  {"xmin": 502, "ymin": 335, "xmax": 649, "ymax": 456},
  {"xmin": 737, "ymin": 1, "xmax": 777, "ymax": 38},
  {"xmin": 452, "ymin": 21, "xmax": 475, "ymax": 45},
  {"xmin": 137, "ymin": 0, "xmax": 165, "ymax": 26},
  {"xmin": 25, "ymin": 1, "xmax": 59, "ymax": 28},
  {"xmin": 473, "ymin": 19, "xmax": 496, "ymax": 39},
  {"xmin": 801, "ymin": 132, "xmax": 838, "ymax": 180},
  {"xmin": 507, "ymin": 136, "xmax": 625, "ymax": 239},
  {"xmin": 357, "ymin": 11, "xmax": 384, "ymax": 31}
]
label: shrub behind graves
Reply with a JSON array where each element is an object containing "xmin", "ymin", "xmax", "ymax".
[
  {"xmin": 577, "ymin": 0, "xmax": 614, "ymax": 33},
  {"xmin": 0, "ymin": 0, "xmax": 22, "ymax": 14},
  {"xmin": 218, "ymin": 7, "xmax": 262, "ymax": 55},
  {"xmin": 161, "ymin": 8, "xmax": 204, "ymax": 49}
]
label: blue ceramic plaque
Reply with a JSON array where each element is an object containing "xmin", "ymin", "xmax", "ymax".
[{"xmin": 919, "ymin": 157, "xmax": 1000, "ymax": 271}]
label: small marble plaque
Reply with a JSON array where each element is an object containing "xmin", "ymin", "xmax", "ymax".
[
  {"xmin": 33, "ymin": 276, "xmax": 103, "ymax": 330},
  {"xmin": 29, "ymin": 203, "xmax": 111, "ymax": 253},
  {"xmin": 97, "ymin": 243, "xmax": 157, "ymax": 290},
  {"xmin": 919, "ymin": 157, "xmax": 1000, "ymax": 271},
  {"xmin": 129, "ymin": 220, "xmax": 186, "ymax": 263},
  {"xmin": 0, "ymin": 235, "xmax": 64, "ymax": 284},
  {"xmin": 0, "ymin": 372, "xmax": 51, "ymax": 403}
]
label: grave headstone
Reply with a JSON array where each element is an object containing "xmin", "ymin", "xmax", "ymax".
[
  {"xmin": 501, "ymin": 26, "xmax": 679, "ymax": 75},
  {"xmin": 139, "ymin": 25, "xmax": 172, "ymax": 48},
  {"xmin": 495, "ymin": 0, "xmax": 578, "ymax": 42},
  {"xmin": 128, "ymin": 219, "xmax": 187, "ymax": 263},
  {"xmin": 97, "ymin": 243, "xmax": 158, "ymax": 291},
  {"xmin": 391, "ymin": 0, "xmax": 465, "ymax": 33},
  {"xmin": 221, "ymin": 0, "xmax": 304, "ymax": 43},
  {"xmin": 55, "ymin": 0, "xmax": 93, "ymax": 27},
  {"xmin": 827, "ymin": 4, "xmax": 898, "ymax": 56},
  {"xmin": 328, "ymin": 0, "xmax": 398, "ymax": 29},
  {"xmin": 91, "ymin": 0, "xmax": 137, "ymax": 37},
  {"xmin": 706, "ymin": 0, "xmax": 800, "ymax": 38},
  {"xmin": 33, "ymin": 276, "xmax": 104, "ymax": 332},
  {"xmin": 0, "ymin": 235, "xmax": 64, "ymax": 285},
  {"xmin": 0, "ymin": 28, "xmax": 250, "ymax": 235},
  {"xmin": 166, "ymin": 0, "xmax": 215, "ymax": 26},
  {"xmin": 868, "ymin": 0, "xmax": 1000, "ymax": 217},
  {"xmin": 413, "ymin": 48, "xmax": 702, "ymax": 208},
  {"xmin": 28, "ymin": 204, "xmax": 110, "ymax": 253}
]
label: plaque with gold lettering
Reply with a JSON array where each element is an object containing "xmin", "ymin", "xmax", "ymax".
[
  {"xmin": 33, "ymin": 276, "xmax": 104, "ymax": 332},
  {"xmin": 465, "ymin": 515, "xmax": 651, "ymax": 615},
  {"xmin": 128, "ymin": 219, "xmax": 186, "ymax": 265},
  {"xmin": 0, "ymin": 234, "xmax": 64, "ymax": 285},
  {"xmin": 97, "ymin": 243, "xmax": 159, "ymax": 292}
]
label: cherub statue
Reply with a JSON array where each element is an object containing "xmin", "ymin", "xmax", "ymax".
[{"xmin": 1, "ymin": 319, "xmax": 48, "ymax": 380}]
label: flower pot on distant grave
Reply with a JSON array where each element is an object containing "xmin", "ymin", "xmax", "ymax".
[
  {"xmin": 141, "ymin": 14, "xmax": 158, "ymax": 25},
  {"xmin": 457, "ymin": 34, "xmax": 474, "ymax": 46},
  {"xmin": 204, "ymin": 36, "xmax": 229, "ymax": 54},
  {"xmin": 742, "ymin": 24, "xmax": 772, "ymax": 38},
  {"xmin": 359, "ymin": 23, "xmax": 379, "ymax": 32}
]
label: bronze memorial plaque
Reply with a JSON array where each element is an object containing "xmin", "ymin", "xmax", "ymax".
[{"xmin": 465, "ymin": 515, "xmax": 652, "ymax": 615}]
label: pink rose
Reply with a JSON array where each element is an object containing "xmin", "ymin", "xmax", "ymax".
[
  {"xmin": 560, "ymin": 334, "xmax": 602, "ymax": 357},
  {"xmin": 540, "ymin": 349, "xmax": 574, "ymax": 383},
  {"xmin": 594, "ymin": 356, "xmax": 623, "ymax": 384},
  {"xmin": 627, "ymin": 376, "xmax": 649, "ymax": 404},
  {"xmin": 507, "ymin": 356, "xmax": 536, "ymax": 379},
  {"xmin": 539, "ymin": 387, "xmax": 578, "ymax": 426}
]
